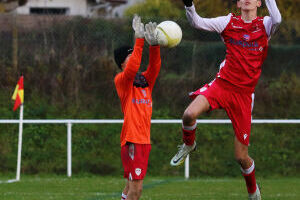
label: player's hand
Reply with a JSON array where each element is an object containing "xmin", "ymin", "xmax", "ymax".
[
  {"xmin": 145, "ymin": 22, "xmax": 158, "ymax": 46},
  {"xmin": 132, "ymin": 14, "xmax": 145, "ymax": 39},
  {"xmin": 182, "ymin": 0, "xmax": 193, "ymax": 7}
]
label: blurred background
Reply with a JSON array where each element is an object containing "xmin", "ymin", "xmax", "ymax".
[{"xmin": 0, "ymin": 0, "xmax": 299, "ymax": 178}]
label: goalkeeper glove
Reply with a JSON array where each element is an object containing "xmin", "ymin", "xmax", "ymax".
[
  {"xmin": 132, "ymin": 14, "xmax": 145, "ymax": 39},
  {"xmin": 145, "ymin": 22, "xmax": 158, "ymax": 46}
]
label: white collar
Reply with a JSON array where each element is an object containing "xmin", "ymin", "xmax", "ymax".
[{"xmin": 241, "ymin": 16, "xmax": 257, "ymax": 23}]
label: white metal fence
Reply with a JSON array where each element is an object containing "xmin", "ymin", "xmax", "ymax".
[{"xmin": 1, "ymin": 119, "xmax": 300, "ymax": 181}]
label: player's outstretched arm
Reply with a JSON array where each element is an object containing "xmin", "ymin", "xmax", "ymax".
[
  {"xmin": 183, "ymin": 1, "xmax": 231, "ymax": 33},
  {"xmin": 264, "ymin": 0, "xmax": 282, "ymax": 38},
  {"xmin": 122, "ymin": 15, "xmax": 145, "ymax": 81},
  {"xmin": 144, "ymin": 22, "xmax": 161, "ymax": 90}
]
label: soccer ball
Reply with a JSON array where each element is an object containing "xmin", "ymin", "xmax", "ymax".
[{"xmin": 156, "ymin": 21, "xmax": 182, "ymax": 48}]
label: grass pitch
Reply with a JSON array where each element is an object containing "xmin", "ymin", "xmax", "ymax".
[{"xmin": 0, "ymin": 175, "xmax": 299, "ymax": 200}]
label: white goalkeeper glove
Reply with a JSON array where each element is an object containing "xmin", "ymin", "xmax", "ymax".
[
  {"xmin": 132, "ymin": 14, "xmax": 145, "ymax": 39},
  {"xmin": 145, "ymin": 22, "xmax": 159, "ymax": 46}
]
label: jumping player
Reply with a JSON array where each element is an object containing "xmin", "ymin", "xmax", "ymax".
[
  {"xmin": 170, "ymin": 0, "xmax": 281, "ymax": 199},
  {"xmin": 114, "ymin": 15, "xmax": 161, "ymax": 200}
]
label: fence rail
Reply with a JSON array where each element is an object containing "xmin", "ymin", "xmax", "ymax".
[
  {"xmin": 1, "ymin": 119, "xmax": 300, "ymax": 180},
  {"xmin": 1, "ymin": 119, "xmax": 300, "ymax": 124}
]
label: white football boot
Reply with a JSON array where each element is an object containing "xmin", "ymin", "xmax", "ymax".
[
  {"xmin": 249, "ymin": 184, "xmax": 261, "ymax": 200},
  {"xmin": 170, "ymin": 142, "xmax": 196, "ymax": 166}
]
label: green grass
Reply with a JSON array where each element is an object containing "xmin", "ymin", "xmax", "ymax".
[{"xmin": 0, "ymin": 175, "xmax": 299, "ymax": 200}]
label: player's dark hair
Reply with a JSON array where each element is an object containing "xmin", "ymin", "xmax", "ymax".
[{"xmin": 114, "ymin": 46, "xmax": 133, "ymax": 70}]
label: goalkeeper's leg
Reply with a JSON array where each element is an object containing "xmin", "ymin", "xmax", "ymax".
[{"xmin": 170, "ymin": 95, "xmax": 210, "ymax": 166}]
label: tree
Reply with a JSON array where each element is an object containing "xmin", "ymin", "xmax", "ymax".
[
  {"xmin": 0, "ymin": 0, "xmax": 27, "ymax": 12},
  {"xmin": 125, "ymin": 0, "xmax": 183, "ymax": 19}
]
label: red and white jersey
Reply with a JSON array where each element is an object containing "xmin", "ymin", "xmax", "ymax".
[
  {"xmin": 185, "ymin": 0, "xmax": 281, "ymax": 93},
  {"xmin": 219, "ymin": 14, "xmax": 268, "ymax": 93}
]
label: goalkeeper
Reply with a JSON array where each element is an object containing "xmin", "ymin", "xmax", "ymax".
[{"xmin": 114, "ymin": 15, "xmax": 161, "ymax": 200}]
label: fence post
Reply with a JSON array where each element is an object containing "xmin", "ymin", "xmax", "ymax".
[
  {"xmin": 185, "ymin": 154, "xmax": 189, "ymax": 179},
  {"xmin": 67, "ymin": 122, "xmax": 72, "ymax": 177}
]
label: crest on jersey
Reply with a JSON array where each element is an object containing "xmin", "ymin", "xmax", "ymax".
[{"xmin": 243, "ymin": 34, "xmax": 250, "ymax": 41}]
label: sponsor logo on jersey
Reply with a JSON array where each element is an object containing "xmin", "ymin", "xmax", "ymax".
[
  {"xmin": 132, "ymin": 98, "xmax": 152, "ymax": 107},
  {"xmin": 228, "ymin": 38, "xmax": 261, "ymax": 52},
  {"xmin": 243, "ymin": 134, "xmax": 248, "ymax": 140},
  {"xmin": 252, "ymin": 29, "xmax": 262, "ymax": 33},
  {"xmin": 135, "ymin": 168, "xmax": 142, "ymax": 176},
  {"xmin": 251, "ymin": 24, "xmax": 262, "ymax": 33},
  {"xmin": 231, "ymin": 23, "xmax": 243, "ymax": 29}
]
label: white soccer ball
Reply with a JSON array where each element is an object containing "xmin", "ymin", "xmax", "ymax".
[{"xmin": 156, "ymin": 21, "xmax": 182, "ymax": 48}]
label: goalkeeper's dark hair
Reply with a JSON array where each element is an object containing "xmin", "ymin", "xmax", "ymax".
[{"xmin": 114, "ymin": 46, "xmax": 133, "ymax": 70}]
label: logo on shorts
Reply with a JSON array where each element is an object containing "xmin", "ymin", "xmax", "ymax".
[
  {"xmin": 200, "ymin": 87, "xmax": 207, "ymax": 92},
  {"xmin": 135, "ymin": 168, "xmax": 141, "ymax": 176},
  {"xmin": 243, "ymin": 134, "xmax": 248, "ymax": 140}
]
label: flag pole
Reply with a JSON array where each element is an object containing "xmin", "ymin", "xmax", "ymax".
[{"xmin": 16, "ymin": 104, "xmax": 24, "ymax": 181}]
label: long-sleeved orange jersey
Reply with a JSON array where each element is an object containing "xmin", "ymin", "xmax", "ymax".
[{"xmin": 114, "ymin": 38, "xmax": 161, "ymax": 146}]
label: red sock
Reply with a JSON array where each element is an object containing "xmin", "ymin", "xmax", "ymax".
[
  {"xmin": 242, "ymin": 162, "xmax": 257, "ymax": 194},
  {"xmin": 182, "ymin": 128, "xmax": 196, "ymax": 146}
]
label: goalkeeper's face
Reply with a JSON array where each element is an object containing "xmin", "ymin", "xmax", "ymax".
[
  {"xmin": 237, "ymin": 0, "xmax": 261, "ymax": 11},
  {"xmin": 121, "ymin": 54, "xmax": 132, "ymax": 71}
]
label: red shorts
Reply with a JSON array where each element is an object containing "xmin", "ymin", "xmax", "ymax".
[
  {"xmin": 190, "ymin": 78, "xmax": 254, "ymax": 146},
  {"xmin": 121, "ymin": 142, "xmax": 151, "ymax": 180}
]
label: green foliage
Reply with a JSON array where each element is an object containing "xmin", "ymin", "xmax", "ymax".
[
  {"xmin": 258, "ymin": 73, "xmax": 300, "ymax": 118},
  {"xmin": 125, "ymin": 0, "xmax": 183, "ymax": 20}
]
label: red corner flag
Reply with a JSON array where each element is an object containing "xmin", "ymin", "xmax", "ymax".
[{"xmin": 12, "ymin": 76, "xmax": 24, "ymax": 111}]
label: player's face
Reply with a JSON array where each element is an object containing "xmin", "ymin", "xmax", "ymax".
[
  {"xmin": 121, "ymin": 54, "xmax": 132, "ymax": 70},
  {"xmin": 237, "ymin": 0, "xmax": 261, "ymax": 11}
]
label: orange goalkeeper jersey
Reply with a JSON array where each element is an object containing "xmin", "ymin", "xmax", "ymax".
[{"xmin": 114, "ymin": 38, "xmax": 161, "ymax": 146}]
